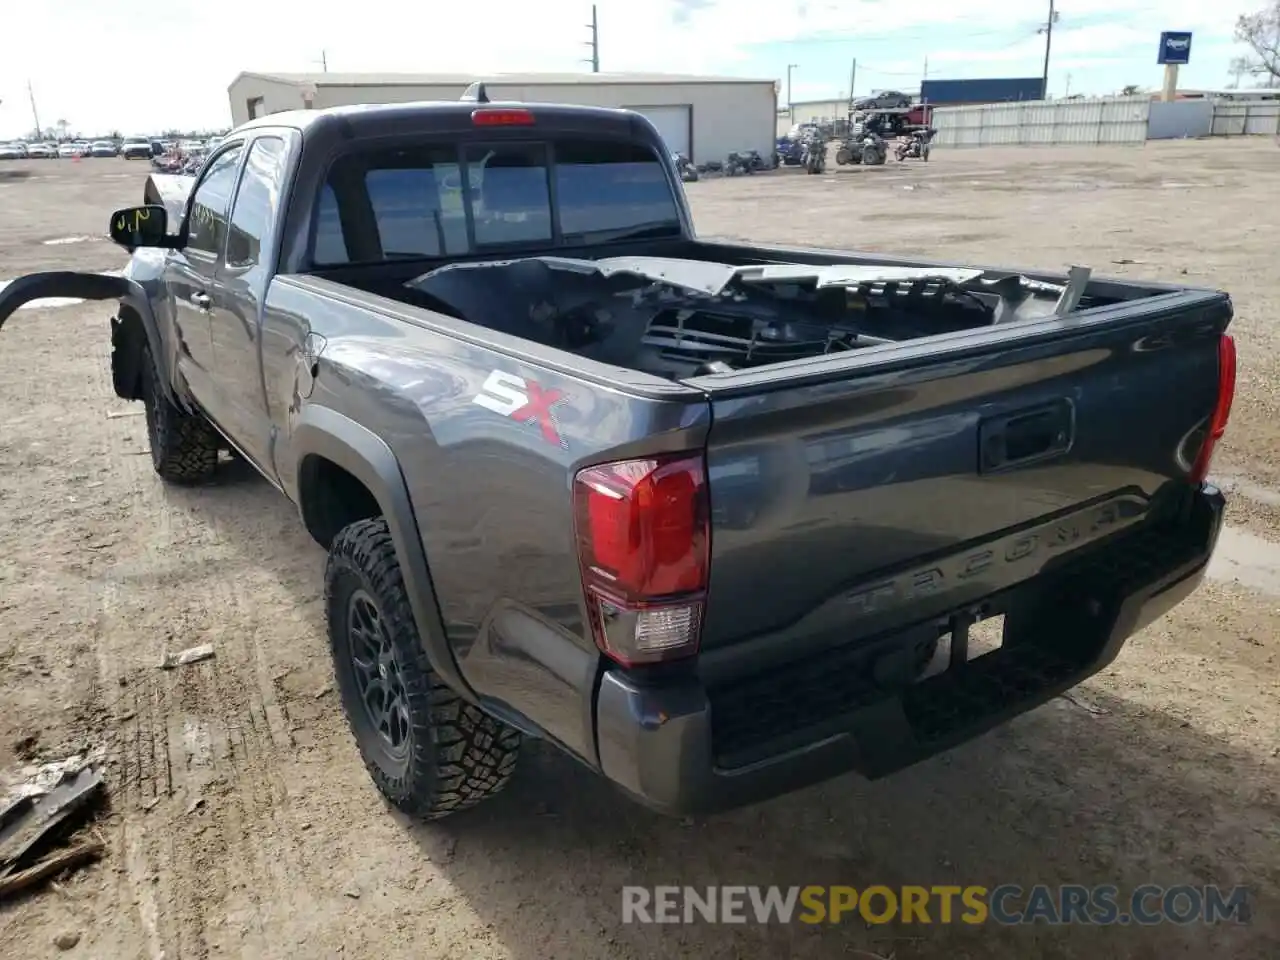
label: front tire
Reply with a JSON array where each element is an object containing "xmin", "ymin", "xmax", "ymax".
[
  {"xmin": 326, "ymin": 518, "xmax": 521, "ymax": 820},
  {"xmin": 141, "ymin": 349, "xmax": 219, "ymax": 484}
]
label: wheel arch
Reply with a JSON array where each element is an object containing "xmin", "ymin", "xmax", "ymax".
[
  {"xmin": 112, "ymin": 288, "xmax": 169, "ymax": 402},
  {"xmin": 291, "ymin": 405, "xmax": 476, "ymax": 704}
]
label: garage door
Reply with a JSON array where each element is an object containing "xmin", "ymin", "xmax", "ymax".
[{"xmin": 623, "ymin": 105, "xmax": 692, "ymax": 158}]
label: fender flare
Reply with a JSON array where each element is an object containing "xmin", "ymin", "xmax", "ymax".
[
  {"xmin": 0, "ymin": 271, "xmax": 174, "ymax": 404},
  {"xmin": 0, "ymin": 271, "xmax": 127, "ymax": 332},
  {"xmin": 291, "ymin": 405, "xmax": 475, "ymax": 703},
  {"xmin": 114, "ymin": 287, "xmax": 173, "ymax": 403}
]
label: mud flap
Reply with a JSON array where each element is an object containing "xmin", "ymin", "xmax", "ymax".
[{"xmin": 0, "ymin": 272, "xmax": 129, "ymax": 332}]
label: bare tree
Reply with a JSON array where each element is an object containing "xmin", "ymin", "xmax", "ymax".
[
  {"xmin": 1121, "ymin": 84, "xmax": 1145, "ymax": 95},
  {"xmin": 1233, "ymin": 2, "xmax": 1280, "ymax": 83}
]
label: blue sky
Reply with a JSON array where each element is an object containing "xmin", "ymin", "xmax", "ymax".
[{"xmin": 0, "ymin": 0, "xmax": 1261, "ymax": 137}]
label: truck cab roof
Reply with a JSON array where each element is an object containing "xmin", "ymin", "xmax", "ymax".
[{"xmin": 234, "ymin": 99, "xmax": 653, "ymax": 142}]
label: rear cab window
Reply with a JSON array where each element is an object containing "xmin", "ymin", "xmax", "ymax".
[{"xmin": 311, "ymin": 138, "xmax": 680, "ymax": 266}]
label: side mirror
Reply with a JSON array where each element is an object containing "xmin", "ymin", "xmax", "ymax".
[{"xmin": 109, "ymin": 205, "xmax": 169, "ymax": 250}]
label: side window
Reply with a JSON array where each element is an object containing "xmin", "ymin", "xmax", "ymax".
[
  {"xmin": 554, "ymin": 140, "xmax": 680, "ymax": 236},
  {"xmin": 366, "ymin": 165, "xmax": 467, "ymax": 257},
  {"xmin": 464, "ymin": 144, "xmax": 552, "ymax": 246},
  {"xmin": 187, "ymin": 145, "xmax": 244, "ymax": 256},
  {"xmin": 312, "ymin": 146, "xmax": 468, "ymax": 265},
  {"xmin": 226, "ymin": 137, "xmax": 288, "ymax": 269},
  {"xmin": 313, "ymin": 185, "xmax": 348, "ymax": 264}
]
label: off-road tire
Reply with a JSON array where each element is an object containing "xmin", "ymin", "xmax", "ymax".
[
  {"xmin": 141, "ymin": 348, "xmax": 219, "ymax": 484},
  {"xmin": 325, "ymin": 518, "xmax": 521, "ymax": 820}
]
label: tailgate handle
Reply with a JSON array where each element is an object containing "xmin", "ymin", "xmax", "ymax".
[{"xmin": 980, "ymin": 400, "xmax": 1073, "ymax": 472}]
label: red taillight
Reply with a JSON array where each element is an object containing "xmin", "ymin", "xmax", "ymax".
[
  {"xmin": 572, "ymin": 453, "xmax": 710, "ymax": 667},
  {"xmin": 471, "ymin": 108, "xmax": 535, "ymax": 126},
  {"xmin": 1190, "ymin": 333, "xmax": 1237, "ymax": 484}
]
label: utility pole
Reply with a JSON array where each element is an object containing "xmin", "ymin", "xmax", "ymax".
[
  {"xmin": 847, "ymin": 58, "xmax": 857, "ymax": 102},
  {"xmin": 583, "ymin": 5, "xmax": 600, "ymax": 73},
  {"xmin": 27, "ymin": 80, "xmax": 42, "ymax": 138},
  {"xmin": 786, "ymin": 63, "xmax": 799, "ymax": 114},
  {"xmin": 1039, "ymin": 0, "xmax": 1058, "ymax": 99},
  {"xmin": 321, "ymin": 50, "xmax": 328, "ymax": 73}
]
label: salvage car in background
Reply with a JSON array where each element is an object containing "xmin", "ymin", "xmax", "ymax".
[
  {"xmin": 121, "ymin": 138, "xmax": 156, "ymax": 159},
  {"xmin": 853, "ymin": 90, "xmax": 913, "ymax": 111}
]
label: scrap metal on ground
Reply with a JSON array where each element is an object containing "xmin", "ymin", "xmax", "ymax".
[{"xmin": 0, "ymin": 752, "xmax": 106, "ymax": 900}]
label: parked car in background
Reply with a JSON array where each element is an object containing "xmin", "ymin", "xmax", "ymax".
[
  {"xmin": 57, "ymin": 142, "xmax": 80, "ymax": 158},
  {"xmin": 25, "ymin": 142, "xmax": 56, "ymax": 159},
  {"xmin": 0, "ymin": 142, "xmax": 28, "ymax": 160},
  {"xmin": 121, "ymin": 138, "xmax": 155, "ymax": 159},
  {"xmin": 71, "ymin": 141, "xmax": 92, "ymax": 157},
  {"xmin": 89, "ymin": 140, "xmax": 119, "ymax": 158},
  {"xmin": 853, "ymin": 90, "xmax": 913, "ymax": 111}
]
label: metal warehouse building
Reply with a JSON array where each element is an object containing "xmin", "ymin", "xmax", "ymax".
[{"xmin": 228, "ymin": 71, "xmax": 778, "ymax": 163}]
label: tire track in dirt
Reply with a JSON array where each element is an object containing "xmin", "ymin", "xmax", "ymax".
[{"xmin": 76, "ymin": 326, "xmax": 311, "ymax": 957}]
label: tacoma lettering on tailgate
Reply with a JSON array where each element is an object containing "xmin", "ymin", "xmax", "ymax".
[{"xmin": 842, "ymin": 495, "xmax": 1146, "ymax": 617}]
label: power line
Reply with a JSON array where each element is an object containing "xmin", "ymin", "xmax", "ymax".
[
  {"xmin": 779, "ymin": 21, "xmax": 1045, "ymax": 45},
  {"xmin": 27, "ymin": 80, "xmax": 41, "ymax": 137},
  {"xmin": 583, "ymin": 4, "xmax": 599, "ymax": 73},
  {"xmin": 1039, "ymin": 0, "xmax": 1060, "ymax": 96}
]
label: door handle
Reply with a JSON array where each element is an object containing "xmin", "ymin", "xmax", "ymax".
[
  {"xmin": 190, "ymin": 291, "xmax": 212, "ymax": 311},
  {"xmin": 979, "ymin": 399, "xmax": 1074, "ymax": 473}
]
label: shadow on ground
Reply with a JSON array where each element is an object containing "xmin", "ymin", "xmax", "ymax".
[
  {"xmin": 404, "ymin": 695, "xmax": 1278, "ymax": 960},
  {"xmin": 167, "ymin": 443, "xmax": 1279, "ymax": 960}
]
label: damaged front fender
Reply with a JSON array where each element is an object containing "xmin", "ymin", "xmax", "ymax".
[{"xmin": 142, "ymin": 174, "xmax": 195, "ymax": 226}]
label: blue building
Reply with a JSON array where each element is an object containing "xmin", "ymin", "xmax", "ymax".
[{"xmin": 920, "ymin": 77, "xmax": 1046, "ymax": 105}]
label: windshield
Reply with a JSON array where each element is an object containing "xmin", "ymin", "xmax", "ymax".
[{"xmin": 311, "ymin": 137, "xmax": 682, "ymax": 266}]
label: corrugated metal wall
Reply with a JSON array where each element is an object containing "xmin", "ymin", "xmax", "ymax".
[
  {"xmin": 933, "ymin": 96, "xmax": 1151, "ymax": 147},
  {"xmin": 1147, "ymin": 100, "xmax": 1213, "ymax": 139},
  {"xmin": 250, "ymin": 79, "xmax": 776, "ymax": 164},
  {"xmin": 1211, "ymin": 100, "xmax": 1280, "ymax": 136}
]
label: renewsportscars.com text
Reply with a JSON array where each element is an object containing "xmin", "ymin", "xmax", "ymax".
[{"xmin": 621, "ymin": 884, "xmax": 1251, "ymax": 926}]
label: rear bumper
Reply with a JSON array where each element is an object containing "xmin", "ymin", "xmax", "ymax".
[{"xmin": 594, "ymin": 485, "xmax": 1226, "ymax": 816}]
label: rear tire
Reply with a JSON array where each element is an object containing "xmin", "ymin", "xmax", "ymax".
[
  {"xmin": 326, "ymin": 518, "xmax": 521, "ymax": 820},
  {"xmin": 141, "ymin": 349, "xmax": 219, "ymax": 484}
]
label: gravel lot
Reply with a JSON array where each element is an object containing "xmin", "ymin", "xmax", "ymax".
[{"xmin": 1, "ymin": 142, "xmax": 1278, "ymax": 959}]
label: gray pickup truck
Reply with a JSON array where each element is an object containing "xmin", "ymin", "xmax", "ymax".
[{"xmin": 0, "ymin": 88, "xmax": 1236, "ymax": 820}]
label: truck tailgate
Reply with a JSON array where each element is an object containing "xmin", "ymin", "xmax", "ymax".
[{"xmin": 694, "ymin": 292, "xmax": 1231, "ymax": 675}]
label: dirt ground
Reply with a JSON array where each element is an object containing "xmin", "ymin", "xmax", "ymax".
[{"xmin": 1, "ymin": 142, "xmax": 1278, "ymax": 959}]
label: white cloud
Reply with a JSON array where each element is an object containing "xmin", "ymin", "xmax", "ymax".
[{"xmin": 0, "ymin": 0, "xmax": 1259, "ymax": 135}]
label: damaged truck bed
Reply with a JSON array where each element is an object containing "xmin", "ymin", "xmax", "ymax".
[
  {"xmin": 396, "ymin": 255, "xmax": 1095, "ymax": 380},
  {"xmin": 0, "ymin": 93, "xmax": 1235, "ymax": 819}
]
